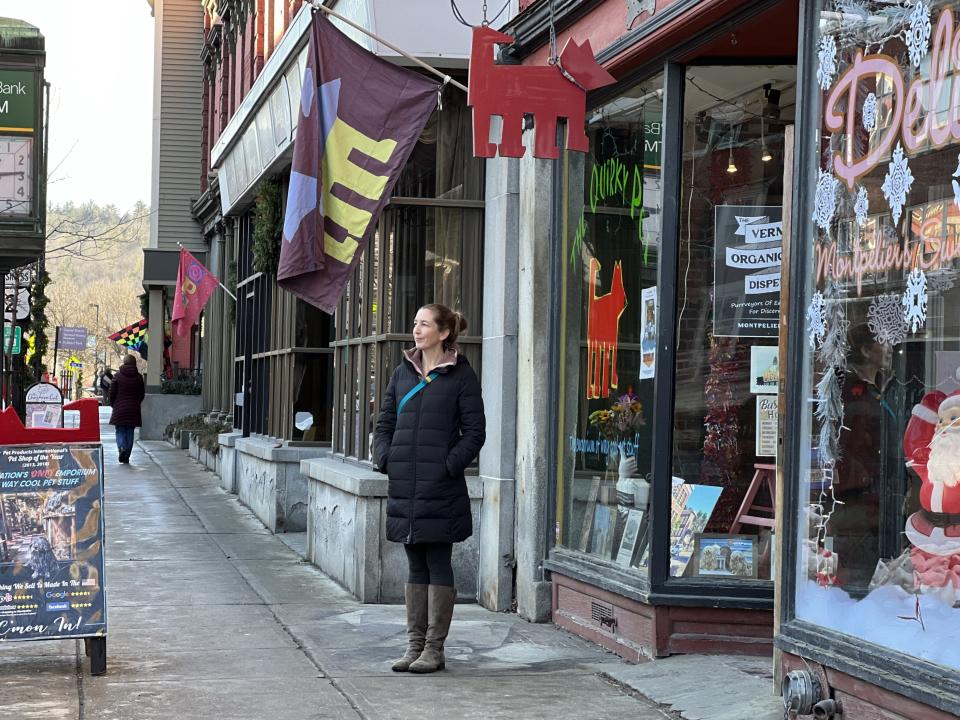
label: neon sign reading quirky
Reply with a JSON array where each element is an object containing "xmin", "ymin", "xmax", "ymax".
[{"xmin": 826, "ymin": 8, "xmax": 960, "ymax": 188}]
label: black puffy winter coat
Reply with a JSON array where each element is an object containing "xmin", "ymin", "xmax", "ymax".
[{"xmin": 373, "ymin": 349, "xmax": 485, "ymax": 544}]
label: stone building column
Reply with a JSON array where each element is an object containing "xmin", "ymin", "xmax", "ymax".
[
  {"xmin": 221, "ymin": 219, "xmax": 236, "ymax": 416},
  {"xmin": 513, "ymin": 131, "xmax": 555, "ymax": 622},
  {"xmin": 146, "ymin": 288, "xmax": 164, "ymax": 392},
  {"xmin": 478, "ymin": 147, "xmax": 519, "ymax": 612}
]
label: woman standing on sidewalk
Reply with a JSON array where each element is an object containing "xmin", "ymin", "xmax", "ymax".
[
  {"xmin": 374, "ymin": 304, "xmax": 485, "ymax": 674},
  {"xmin": 109, "ymin": 354, "xmax": 145, "ymax": 464}
]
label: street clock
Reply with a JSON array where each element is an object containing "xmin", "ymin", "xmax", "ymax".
[
  {"xmin": 0, "ymin": 135, "xmax": 33, "ymax": 215},
  {"xmin": 0, "ymin": 20, "xmax": 45, "ymax": 273}
]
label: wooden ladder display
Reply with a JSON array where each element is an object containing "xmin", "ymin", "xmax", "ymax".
[{"xmin": 729, "ymin": 463, "xmax": 776, "ymax": 534}]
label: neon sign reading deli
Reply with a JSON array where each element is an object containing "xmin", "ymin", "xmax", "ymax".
[{"xmin": 826, "ymin": 8, "xmax": 960, "ymax": 188}]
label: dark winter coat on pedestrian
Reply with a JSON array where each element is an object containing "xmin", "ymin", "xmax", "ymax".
[
  {"xmin": 373, "ymin": 348, "xmax": 485, "ymax": 544},
  {"xmin": 108, "ymin": 364, "xmax": 145, "ymax": 427}
]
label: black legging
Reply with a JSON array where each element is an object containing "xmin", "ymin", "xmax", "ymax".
[{"xmin": 404, "ymin": 542, "xmax": 454, "ymax": 587}]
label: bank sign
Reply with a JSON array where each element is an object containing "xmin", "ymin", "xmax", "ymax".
[
  {"xmin": 713, "ymin": 205, "xmax": 783, "ymax": 337},
  {"xmin": 0, "ymin": 70, "xmax": 34, "ymax": 132}
]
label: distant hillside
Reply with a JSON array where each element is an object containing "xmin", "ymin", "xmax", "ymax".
[{"xmin": 43, "ymin": 201, "xmax": 150, "ymax": 374}]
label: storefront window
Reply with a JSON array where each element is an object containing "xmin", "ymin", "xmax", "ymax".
[
  {"xmin": 669, "ymin": 67, "xmax": 795, "ymax": 583},
  {"xmin": 795, "ymin": 0, "xmax": 960, "ymax": 670},
  {"xmin": 555, "ymin": 73, "xmax": 664, "ymax": 573}
]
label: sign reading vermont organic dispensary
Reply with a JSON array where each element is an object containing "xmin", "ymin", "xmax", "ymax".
[
  {"xmin": 0, "ymin": 444, "xmax": 106, "ymax": 641},
  {"xmin": 0, "ymin": 70, "xmax": 35, "ymax": 132},
  {"xmin": 713, "ymin": 205, "xmax": 783, "ymax": 337}
]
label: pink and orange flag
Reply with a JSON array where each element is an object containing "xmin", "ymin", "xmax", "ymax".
[{"xmin": 172, "ymin": 248, "xmax": 219, "ymax": 336}]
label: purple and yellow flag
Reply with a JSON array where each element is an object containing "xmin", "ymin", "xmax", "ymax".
[{"xmin": 278, "ymin": 12, "xmax": 438, "ymax": 314}]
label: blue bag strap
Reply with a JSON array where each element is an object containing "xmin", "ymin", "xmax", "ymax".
[{"xmin": 397, "ymin": 371, "xmax": 439, "ymax": 415}]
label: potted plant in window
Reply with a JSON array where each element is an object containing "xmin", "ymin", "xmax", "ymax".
[{"xmin": 588, "ymin": 387, "xmax": 648, "ymax": 508}]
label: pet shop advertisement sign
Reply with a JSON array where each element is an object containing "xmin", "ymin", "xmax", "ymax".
[
  {"xmin": 713, "ymin": 205, "xmax": 783, "ymax": 338},
  {"xmin": 0, "ymin": 444, "xmax": 106, "ymax": 641}
]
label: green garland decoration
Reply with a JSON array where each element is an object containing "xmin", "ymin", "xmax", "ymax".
[
  {"xmin": 27, "ymin": 266, "xmax": 50, "ymax": 378},
  {"xmin": 252, "ymin": 179, "xmax": 283, "ymax": 275}
]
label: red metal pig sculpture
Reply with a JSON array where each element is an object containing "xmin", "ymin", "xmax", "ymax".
[{"xmin": 468, "ymin": 26, "xmax": 616, "ymax": 159}]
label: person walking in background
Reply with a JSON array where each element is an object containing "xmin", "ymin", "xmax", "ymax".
[
  {"xmin": 374, "ymin": 304, "xmax": 485, "ymax": 674},
  {"xmin": 98, "ymin": 367, "xmax": 115, "ymax": 405},
  {"xmin": 109, "ymin": 355, "xmax": 145, "ymax": 464}
]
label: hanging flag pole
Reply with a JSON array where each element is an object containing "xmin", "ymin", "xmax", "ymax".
[
  {"xmin": 216, "ymin": 280, "xmax": 237, "ymax": 303},
  {"xmin": 308, "ymin": 0, "xmax": 468, "ymax": 93},
  {"xmin": 176, "ymin": 242, "xmax": 237, "ymax": 301}
]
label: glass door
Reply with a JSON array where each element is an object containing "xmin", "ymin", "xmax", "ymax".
[{"xmin": 663, "ymin": 64, "xmax": 796, "ymax": 588}]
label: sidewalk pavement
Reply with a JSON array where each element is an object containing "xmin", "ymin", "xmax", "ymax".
[{"xmin": 1, "ymin": 416, "xmax": 784, "ymax": 720}]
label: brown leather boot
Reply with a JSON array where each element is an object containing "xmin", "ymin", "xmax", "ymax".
[
  {"xmin": 391, "ymin": 583, "xmax": 428, "ymax": 672},
  {"xmin": 408, "ymin": 585, "xmax": 456, "ymax": 674}
]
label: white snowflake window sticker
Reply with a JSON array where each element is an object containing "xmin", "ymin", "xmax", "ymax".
[
  {"xmin": 854, "ymin": 186, "xmax": 869, "ymax": 227},
  {"xmin": 867, "ymin": 293, "xmax": 908, "ymax": 347},
  {"xmin": 862, "ymin": 93, "xmax": 878, "ymax": 132},
  {"xmin": 902, "ymin": 267, "xmax": 928, "ymax": 333},
  {"xmin": 812, "ymin": 167, "xmax": 838, "ymax": 230},
  {"xmin": 908, "ymin": 1, "xmax": 933, "ymax": 68},
  {"xmin": 806, "ymin": 291, "xmax": 826, "ymax": 348},
  {"xmin": 952, "ymin": 153, "xmax": 960, "ymax": 211},
  {"xmin": 817, "ymin": 35, "xmax": 837, "ymax": 90},
  {"xmin": 881, "ymin": 142, "xmax": 914, "ymax": 225}
]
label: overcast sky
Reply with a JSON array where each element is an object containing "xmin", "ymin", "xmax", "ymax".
[{"xmin": 0, "ymin": 0, "xmax": 154, "ymax": 212}]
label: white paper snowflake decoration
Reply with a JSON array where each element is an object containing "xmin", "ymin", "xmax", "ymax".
[
  {"xmin": 908, "ymin": 1, "xmax": 933, "ymax": 68},
  {"xmin": 817, "ymin": 35, "xmax": 838, "ymax": 90},
  {"xmin": 854, "ymin": 186, "xmax": 869, "ymax": 227},
  {"xmin": 862, "ymin": 93, "xmax": 878, "ymax": 132},
  {"xmin": 867, "ymin": 293, "xmax": 908, "ymax": 346},
  {"xmin": 952, "ymin": 153, "xmax": 960, "ymax": 211},
  {"xmin": 806, "ymin": 292, "xmax": 826, "ymax": 349},
  {"xmin": 902, "ymin": 267, "xmax": 928, "ymax": 333},
  {"xmin": 882, "ymin": 142, "xmax": 914, "ymax": 225},
  {"xmin": 813, "ymin": 167, "xmax": 838, "ymax": 229},
  {"xmin": 861, "ymin": 93, "xmax": 878, "ymax": 132}
]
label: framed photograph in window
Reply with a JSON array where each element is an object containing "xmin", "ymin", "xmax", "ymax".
[
  {"xmin": 589, "ymin": 504, "xmax": 616, "ymax": 559},
  {"xmin": 578, "ymin": 477, "xmax": 602, "ymax": 552},
  {"xmin": 693, "ymin": 533, "xmax": 757, "ymax": 579},
  {"xmin": 615, "ymin": 508, "xmax": 645, "ymax": 567}
]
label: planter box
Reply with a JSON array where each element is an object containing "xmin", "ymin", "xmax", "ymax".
[
  {"xmin": 188, "ymin": 433, "xmax": 200, "ymax": 460},
  {"xmin": 234, "ymin": 436, "xmax": 328, "ymax": 533},
  {"xmin": 217, "ymin": 432, "xmax": 242, "ymax": 493},
  {"xmin": 140, "ymin": 393, "xmax": 202, "ymax": 441},
  {"xmin": 203, "ymin": 446, "xmax": 217, "ymax": 472},
  {"xmin": 303, "ymin": 457, "xmax": 481, "ymax": 604}
]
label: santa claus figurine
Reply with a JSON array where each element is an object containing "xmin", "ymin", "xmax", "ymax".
[{"xmin": 903, "ymin": 389, "xmax": 960, "ymax": 603}]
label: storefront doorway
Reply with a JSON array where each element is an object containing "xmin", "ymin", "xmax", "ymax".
[
  {"xmin": 545, "ymin": 0, "xmax": 800, "ymax": 658},
  {"xmin": 670, "ymin": 64, "xmax": 795, "ymax": 585}
]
